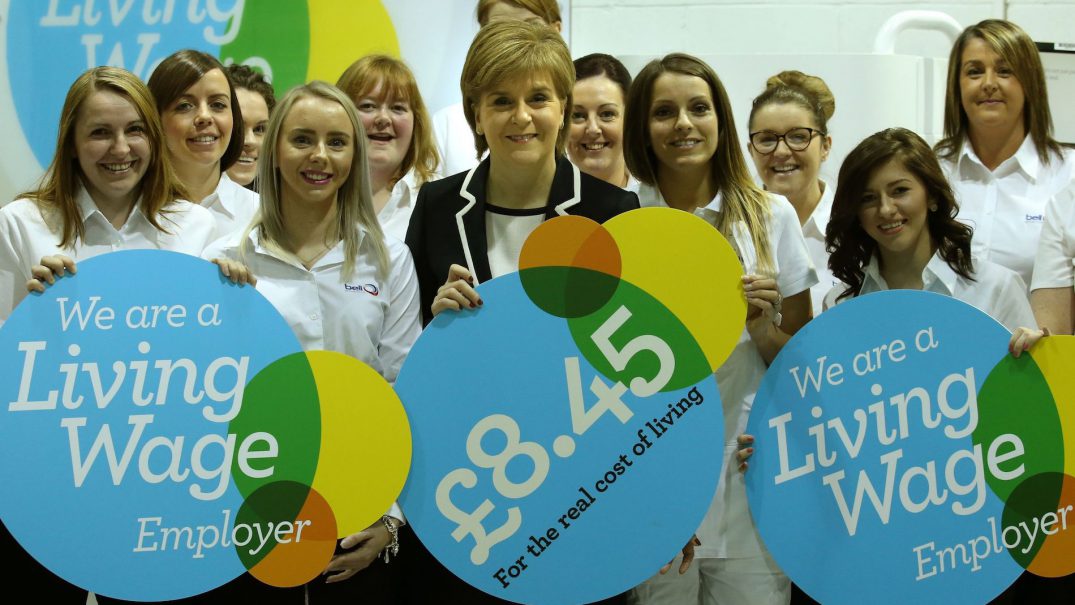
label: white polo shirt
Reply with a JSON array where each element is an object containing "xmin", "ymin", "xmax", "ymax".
[
  {"xmin": 0, "ymin": 191, "xmax": 215, "ymax": 323},
  {"xmin": 942, "ymin": 136, "xmax": 1075, "ymax": 288},
  {"xmin": 638, "ymin": 183, "xmax": 818, "ymax": 558},
  {"xmin": 200, "ymin": 172, "xmax": 260, "ymax": 241},
  {"xmin": 377, "ymin": 169, "xmax": 422, "ymax": 243},
  {"xmin": 799, "ymin": 180, "xmax": 837, "ymax": 317},
  {"xmin": 202, "ymin": 228, "xmax": 421, "ymax": 386},
  {"xmin": 1031, "ymin": 183, "xmax": 1075, "ymax": 291},
  {"xmin": 823, "ymin": 252, "xmax": 1033, "ymax": 332}
]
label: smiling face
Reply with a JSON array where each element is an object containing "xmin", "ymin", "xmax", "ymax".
[
  {"xmin": 355, "ymin": 80, "xmax": 414, "ymax": 179},
  {"xmin": 226, "ymin": 87, "xmax": 269, "ymax": 186},
  {"xmin": 857, "ymin": 158, "xmax": 934, "ymax": 266},
  {"xmin": 74, "ymin": 89, "xmax": 151, "ymax": 209},
  {"xmin": 161, "ymin": 68, "xmax": 233, "ymax": 172},
  {"xmin": 276, "ymin": 96, "xmax": 354, "ymax": 208},
  {"xmin": 960, "ymin": 37, "xmax": 1026, "ymax": 138},
  {"xmin": 647, "ymin": 72, "xmax": 718, "ymax": 177},
  {"xmin": 568, "ymin": 74, "xmax": 627, "ymax": 185},
  {"xmin": 475, "ymin": 72, "xmax": 563, "ymax": 172},
  {"xmin": 748, "ymin": 102, "xmax": 830, "ymax": 201}
]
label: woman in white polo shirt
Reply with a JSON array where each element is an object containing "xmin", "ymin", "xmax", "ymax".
[
  {"xmin": 747, "ymin": 70, "xmax": 837, "ymax": 318},
  {"xmin": 337, "ymin": 54, "xmax": 441, "ymax": 241},
  {"xmin": 0, "ymin": 65, "xmax": 218, "ymax": 601},
  {"xmin": 825, "ymin": 128, "xmax": 1033, "ymax": 331},
  {"xmin": 0, "ymin": 66, "xmax": 215, "ymax": 325},
  {"xmin": 149, "ymin": 49, "xmax": 260, "ymax": 239},
  {"xmin": 202, "ymin": 80, "xmax": 420, "ymax": 604},
  {"xmin": 1010, "ymin": 182, "xmax": 1075, "ymax": 352},
  {"xmin": 935, "ymin": 19, "xmax": 1075, "ymax": 289},
  {"xmin": 623, "ymin": 52, "xmax": 816, "ymax": 605}
]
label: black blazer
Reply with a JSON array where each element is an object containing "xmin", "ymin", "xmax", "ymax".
[{"xmin": 405, "ymin": 156, "xmax": 640, "ymax": 325}]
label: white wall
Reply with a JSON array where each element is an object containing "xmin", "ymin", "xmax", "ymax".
[{"xmin": 571, "ymin": 1, "xmax": 1075, "ymax": 58}]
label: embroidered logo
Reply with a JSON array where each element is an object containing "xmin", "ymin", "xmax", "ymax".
[
  {"xmin": 1026, "ymin": 214, "xmax": 1044, "ymax": 223},
  {"xmin": 344, "ymin": 283, "xmax": 380, "ymax": 296}
]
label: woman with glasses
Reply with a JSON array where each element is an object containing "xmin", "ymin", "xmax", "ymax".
[
  {"xmin": 623, "ymin": 53, "xmax": 815, "ymax": 605},
  {"xmin": 747, "ymin": 70, "xmax": 835, "ymax": 316},
  {"xmin": 935, "ymin": 19, "xmax": 1074, "ymax": 290}
]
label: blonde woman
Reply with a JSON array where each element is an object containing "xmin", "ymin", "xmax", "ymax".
[{"xmin": 204, "ymin": 81, "xmax": 420, "ymax": 603}]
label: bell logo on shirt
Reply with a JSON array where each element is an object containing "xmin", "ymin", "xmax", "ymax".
[
  {"xmin": 1025, "ymin": 214, "xmax": 1044, "ymax": 223},
  {"xmin": 344, "ymin": 283, "xmax": 380, "ymax": 296}
]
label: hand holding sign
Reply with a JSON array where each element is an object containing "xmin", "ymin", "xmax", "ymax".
[
  {"xmin": 0, "ymin": 251, "xmax": 411, "ymax": 601},
  {"xmin": 746, "ymin": 291, "xmax": 1075, "ymax": 604},
  {"xmin": 397, "ymin": 209, "xmax": 746, "ymax": 604}
]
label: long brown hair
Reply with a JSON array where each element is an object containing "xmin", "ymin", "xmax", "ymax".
[
  {"xmin": 828, "ymin": 128, "xmax": 974, "ymax": 301},
  {"xmin": 148, "ymin": 49, "xmax": 245, "ymax": 172},
  {"xmin": 20, "ymin": 66, "xmax": 185, "ymax": 247},
  {"xmin": 623, "ymin": 53, "xmax": 775, "ymax": 273},
  {"xmin": 935, "ymin": 19, "xmax": 1063, "ymax": 165}
]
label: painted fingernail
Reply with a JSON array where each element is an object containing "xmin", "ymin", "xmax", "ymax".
[{"xmin": 477, "ymin": 299, "xmax": 484, "ymax": 306}]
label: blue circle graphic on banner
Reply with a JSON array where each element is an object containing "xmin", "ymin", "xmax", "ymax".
[
  {"xmin": 745, "ymin": 290, "xmax": 1025, "ymax": 604},
  {"xmin": 397, "ymin": 273, "xmax": 724, "ymax": 604},
  {"xmin": 6, "ymin": 2, "xmax": 209, "ymax": 167},
  {"xmin": 0, "ymin": 250, "xmax": 303, "ymax": 601}
]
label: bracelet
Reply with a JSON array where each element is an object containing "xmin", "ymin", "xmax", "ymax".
[{"xmin": 381, "ymin": 515, "xmax": 400, "ymax": 563}]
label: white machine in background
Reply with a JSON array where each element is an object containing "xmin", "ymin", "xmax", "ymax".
[{"xmin": 620, "ymin": 11, "xmax": 960, "ymax": 186}]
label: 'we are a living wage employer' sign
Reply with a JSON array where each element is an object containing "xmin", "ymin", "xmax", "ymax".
[
  {"xmin": 0, "ymin": 251, "xmax": 411, "ymax": 601},
  {"xmin": 746, "ymin": 290, "xmax": 1075, "ymax": 604}
]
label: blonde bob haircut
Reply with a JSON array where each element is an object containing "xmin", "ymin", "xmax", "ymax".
[
  {"xmin": 476, "ymin": 0, "xmax": 561, "ymax": 27},
  {"xmin": 21, "ymin": 66, "xmax": 185, "ymax": 248},
  {"xmin": 624, "ymin": 53, "xmax": 775, "ymax": 273},
  {"xmin": 935, "ymin": 19, "xmax": 1063, "ymax": 165},
  {"xmin": 250, "ymin": 81, "xmax": 388, "ymax": 280},
  {"xmin": 461, "ymin": 19, "xmax": 574, "ymax": 160},
  {"xmin": 336, "ymin": 55, "xmax": 441, "ymax": 187}
]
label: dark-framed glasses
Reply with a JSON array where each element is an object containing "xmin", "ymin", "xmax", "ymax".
[{"xmin": 749, "ymin": 127, "xmax": 824, "ymax": 154}]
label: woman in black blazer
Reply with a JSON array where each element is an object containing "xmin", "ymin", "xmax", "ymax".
[
  {"xmin": 401, "ymin": 19, "xmax": 638, "ymax": 605},
  {"xmin": 405, "ymin": 20, "xmax": 638, "ymax": 326}
]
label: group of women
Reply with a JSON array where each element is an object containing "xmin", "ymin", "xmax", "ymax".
[{"xmin": 0, "ymin": 0, "xmax": 1072, "ymax": 603}]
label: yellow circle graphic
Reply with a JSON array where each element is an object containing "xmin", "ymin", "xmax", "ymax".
[{"xmin": 307, "ymin": 0, "xmax": 401, "ymax": 83}]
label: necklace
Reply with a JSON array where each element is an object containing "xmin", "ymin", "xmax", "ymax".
[{"xmin": 296, "ymin": 242, "xmax": 333, "ymax": 268}]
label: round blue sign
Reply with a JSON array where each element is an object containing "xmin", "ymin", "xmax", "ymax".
[
  {"xmin": 0, "ymin": 250, "xmax": 303, "ymax": 601},
  {"xmin": 397, "ymin": 273, "xmax": 725, "ymax": 604},
  {"xmin": 746, "ymin": 291, "xmax": 1025, "ymax": 604}
]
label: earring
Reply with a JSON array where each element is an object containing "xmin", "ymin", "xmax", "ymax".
[{"xmin": 929, "ymin": 204, "xmax": 938, "ymax": 212}]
